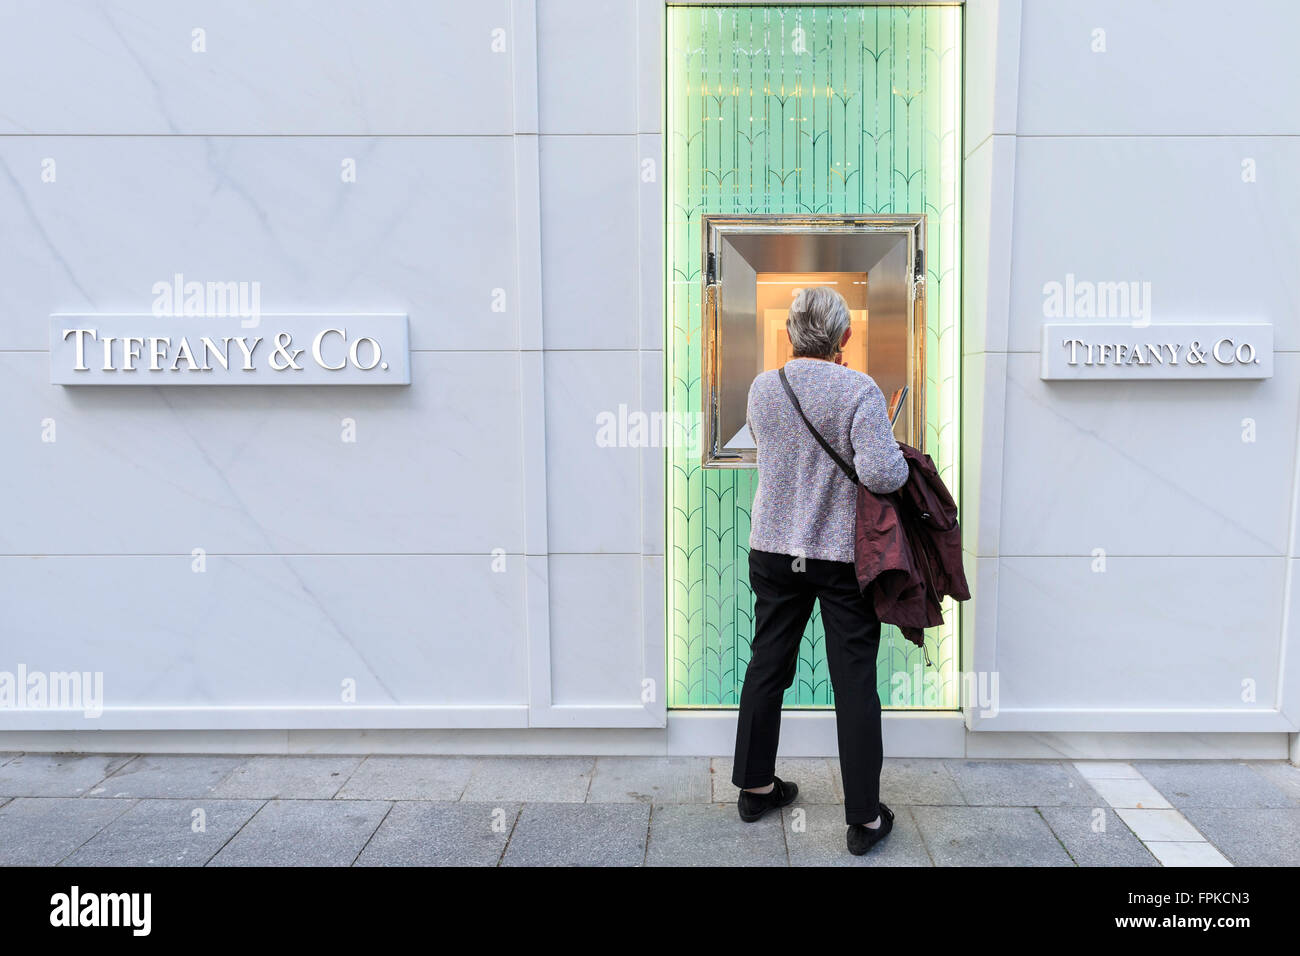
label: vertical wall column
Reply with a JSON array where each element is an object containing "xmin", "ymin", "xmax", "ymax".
[
  {"xmin": 524, "ymin": 0, "xmax": 665, "ymax": 728},
  {"xmin": 960, "ymin": 0, "xmax": 1021, "ymax": 727},
  {"xmin": 964, "ymin": 0, "xmax": 1300, "ymax": 739},
  {"xmin": 507, "ymin": 0, "xmax": 559, "ymax": 727}
]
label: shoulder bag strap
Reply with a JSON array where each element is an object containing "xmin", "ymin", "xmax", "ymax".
[{"xmin": 778, "ymin": 366, "xmax": 859, "ymax": 485}]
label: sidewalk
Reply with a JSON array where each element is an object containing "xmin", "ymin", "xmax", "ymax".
[{"xmin": 0, "ymin": 753, "xmax": 1296, "ymax": 866}]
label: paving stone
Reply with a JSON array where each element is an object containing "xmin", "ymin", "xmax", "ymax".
[
  {"xmin": 784, "ymin": 804, "xmax": 932, "ymax": 866},
  {"xmin": 0, "ymin": 798, "xmax": 134, "ymax": 865},
  {"xmin": 1114, "ymin": 808, "xmax": 1202, "ymax": 843},
  {"xmin": 355, "ymin": 802, "xmax": 517, "ymax": 866},
  {"xmin": 587, "ymin": 757, "xmax": 711, "ymax": 803},
  {"xmin": 1040, "ymin": 806, "xmax": 1159, "ymax": 867},
  {"xmin": 1181, "ymin": 808, "xmax": 1300, "ymax": 866},
  {"xmin": 1072, "ymin": 760, "xmax": 1142, "ymax": 780},
  {"xmin": 1, "ymin": 754, "xmax": 1289, "ymax": 867},
  {"xmin": 334, "ymin": 756, "xmax": 479, "ymax": 801},
  {"xmin": 211, "ymin": 756, "xmax": 362, "ymax": 800},
  {"xmin": 89, "ymin": 755, "xmax": 246, "ymax": 799},
  {"xmin": 0, "ymin": 753, "xmax": 135, "ymax": 797},
  {"xmin": 942, "ymin": 760, "xmax": 1101, "ymax": 807},
  {"xmin": 61, "ymin": 799, "xmax": 264, "ymax": 867},
  {"xmin": 1087, "ymin": 777, "xmax": 1171, "ymax": 809},
  {"xmin": 911, "ymin": 806, "xmax": 1075, "ymax": 866},
  {"xmin": 460, "ymin": 757, "xmax": 594, "ymax": 803},
  {"xmin": 502, "ymin": 803, "xmax": 650, "ymax": 866},
  {"xmin": 1144, "ymin": 840, "xmax": 1232, "ymax": 867},
  {"xmin": 1133, "ymin": 760, "xmax": 1299, "ymax": 809},
  {"xmin": 208, "ymin": 799, "xmax": 390, "ymax": 867},
  {"xmin": 646, "ymin": 803, "xmax": 787, "ymax": 866},
  {"xmin": 1243, "ymin": 761, "xmax": 1300, "ymax": 804},
  {"xmin": 710, "ymin": 756, "xmax": 838, "ymax": 803},
  {"xmin": 873, "ymin": 758, "xmax": 967, "ymax": 806}
]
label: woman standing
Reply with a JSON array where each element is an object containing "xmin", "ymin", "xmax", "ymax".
[{"xmin": 731, "ymin": 286, "xmax": 910, "ymax": 856}]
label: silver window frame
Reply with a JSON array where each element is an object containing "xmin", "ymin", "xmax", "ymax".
[{"xmin": 700, "ymin": 213, "xmax": 927, "ymax": 468}]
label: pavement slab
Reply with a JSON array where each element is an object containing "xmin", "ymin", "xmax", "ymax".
[
  {"xmin": 1039, "ymin": 806, "xmax": 1159, "ymax": 867},
  {"xmin": 646, "ymin": 803, "xmax": 788, "ymax": 866},
  {"xmin": 212, "ymin": 756, "xmax": 363, "ymax": 800},
  {"xmin": 332, "ymin": 756, "xmax": 476, "ymax": 801},
  {"xmin": 910, "ymin": 805, "xmax": 1076, "ymax": 866},
  {"xmin": 355, "ymin": 802, "xmax": 518, "ymax": 867},
  {"xmin": 207, "ymin": 799, "xmax": 391, "ymax": 867},
  {"xmin": 89, "ymin": 755, "xmax": 246, "ymax": 799},
  {"xmin": 61, "ymin": 798, "xmax": 264, "ymax": 867},
  {"xmin": 1244, "ymin": 761, "xmax": 1300, "ymax": 804},
  {"xmin": 1179, "ymin": 807, "xmax": 1300, "ymax": 866},
  {"xmin": 0, "ymin": 753, "xmax": 135, "ymax": 798},
  {"xmin": 460, "ymin": 756, "xmax": 595, "ymax": 803},
  {"xmin": 0, "ymin": 797, "xmax": 135, "ymax": 865},
  {"xmin": 942, "ymin": 760, "xmax": 1102, "ymax": 807},
  {"xmin": 586, "ymin": 756, "xmax": 711, "ymax": 804},
  {"xmin": 1133, "ymin": 761, "xmax": 1300, "ymax": 810},
  {"xmin": 502, "ymin": 803, "xmax": 650, "ymax": 866},
  {"xmin": 875, "ymin": 758, "xmax": 968, "ymax": 806}
]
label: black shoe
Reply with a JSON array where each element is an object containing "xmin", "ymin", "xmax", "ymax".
[
  {"xmin": 846, "ymin": 803, "xmax": 895, "ymax": 855},
  {"xmin": 736, "ymin": 776, "xmax": 799, "ymax": 822}
]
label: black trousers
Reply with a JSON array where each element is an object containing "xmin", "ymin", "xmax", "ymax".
[{"xmin": 732, "ymin": 548, "xmax": 883, "ymax": 825}]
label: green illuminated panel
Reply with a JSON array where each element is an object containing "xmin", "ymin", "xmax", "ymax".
[{"xmin": 666, "ymin": 4, "xmax": 962, "ymax": 709}]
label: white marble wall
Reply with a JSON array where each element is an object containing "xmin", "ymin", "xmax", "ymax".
[
  {"xmin": 4, "ymin": 0, "xmax": 1296, "ymax": 751},
  {"xmin": 964, "ymin": 0, "xmax": 1300, "ymax": 735},
  {"xmin": 0, "ymin": 0, "xmax": 665, "ymax": 730}
]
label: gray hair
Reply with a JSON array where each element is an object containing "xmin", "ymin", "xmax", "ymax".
[{"xmin": 787, "ymin": 286, "xmax": 851, "ymax": 358}]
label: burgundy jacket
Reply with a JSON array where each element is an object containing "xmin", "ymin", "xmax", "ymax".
[{"xmin": 854, "ymin": 444, "xmax": 970, "ymax": 652}]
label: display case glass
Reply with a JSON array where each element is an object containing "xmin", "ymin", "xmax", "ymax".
[
  {"xmin": 666, "ymin": 3, "xmax": 962, "ymax": 709},
  {"xmin": 701, "ymin": 214, "xmax": 925, "ymax": 466}
]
